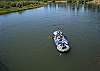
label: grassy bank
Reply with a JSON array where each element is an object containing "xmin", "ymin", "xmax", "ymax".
[{"xmin": 0, "ymin": 1, "xmax": 47, "ymax": 15}]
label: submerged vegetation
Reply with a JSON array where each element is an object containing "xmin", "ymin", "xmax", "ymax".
[{"xmin": 0, "ymin": 0, "xmax": 100, "ymax": 15}]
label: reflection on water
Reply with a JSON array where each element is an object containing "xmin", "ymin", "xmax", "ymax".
[{"xmin": 47, "ymin": 3, "xmax": 100, "ymax": 13}]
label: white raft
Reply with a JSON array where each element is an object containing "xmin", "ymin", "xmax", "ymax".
[{"xmin": 53, "ymin": 31, "xmax": 70, "ymax": 52}]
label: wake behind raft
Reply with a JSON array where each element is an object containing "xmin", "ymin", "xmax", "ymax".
[{"xmin": 53, "ymin": 30, "xmax": 70, "ymax": 53}]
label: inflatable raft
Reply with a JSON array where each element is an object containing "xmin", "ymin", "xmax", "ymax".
[{"xmin": 53, "ymin": 30, "xmax": 70, "ymax": 53}]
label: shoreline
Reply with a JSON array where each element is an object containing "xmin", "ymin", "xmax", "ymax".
[
  {"xmin": 0, "ymin": 1, "xmax": 100, "ymax": 15},
  {"xmin": 48, "ymin": 0, "xmax": 100, "ymax": 5},
  {"xmin": 0, "ymin": 5, "xmax": 45, "ymax": 15},
  {"xmin": 0, "ymin": 1, "xmax": 47, "ymax": 15},
  {"xmin": 87, "ymin": 1, "xmax": 100, "ymax": 5}
]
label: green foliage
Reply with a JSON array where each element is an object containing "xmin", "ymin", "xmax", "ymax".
[
  {"xmin": 67, "ymin": 0, "xmax": 91, "ymax": 4},
  {"xmin": 43, "ymin": 0, "xmax": 48, "ymax": 2},
  {"xmin": 52, "ymin": 0, "xmax": 55, "ymax": 3},
  {"xmin": 0, "ymin": 1, "xmax": 41, "ymax": 9},
  {"xmin": 0, "ymin": 1, "xmax": 45, "ymax": 15}
]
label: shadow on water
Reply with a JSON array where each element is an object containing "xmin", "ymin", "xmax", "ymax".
[
  {"xmin": 17, "ymin": 10, "xmax": 26, "ymax": 15},
  {"xmin": 57, "ymin": 48, "xmax": 72, "ymax": 57},
  {"xmin": 0, "ymin": 60, "xmax": 9, "ymax": 71}
]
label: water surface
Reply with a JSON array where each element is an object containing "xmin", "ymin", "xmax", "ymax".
[{"xmin": 0, "ymin": 3, "xmax": 100, "ymax": 71}]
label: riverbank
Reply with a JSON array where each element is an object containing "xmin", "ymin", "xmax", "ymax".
[
  {"xmin": 0, "ymin": 1, "xmax": 100, "ymax": 15},
  {"xmin": 87, "ymin": 0, "xmax": 100, "ymax": 5},
  {"xmin": 0, "ymin": 1, "xmax": 47, "ymax": 15}
]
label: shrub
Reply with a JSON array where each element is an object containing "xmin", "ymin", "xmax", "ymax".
[{"xmin": 10, "ymin": 2, "xmax": 16, "ymax": 7}]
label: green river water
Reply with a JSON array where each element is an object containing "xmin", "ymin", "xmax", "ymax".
[{"xmin": 0, "ymin": 3, "xmax": 100, "ymax": 71}]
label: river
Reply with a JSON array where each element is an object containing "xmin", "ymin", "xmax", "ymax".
[{"xmin": 0, "ymin": 3, "xmax": 100, "ymax": 71}]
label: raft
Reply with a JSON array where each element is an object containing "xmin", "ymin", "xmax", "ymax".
[{"xmin": 53, "ymin": 30, "xmax": 70, "ymax": 53}]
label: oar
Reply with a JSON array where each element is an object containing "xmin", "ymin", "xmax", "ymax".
[{"xmin": 48, "ymin": 35, "xmax": 53, "ymax": 39}]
